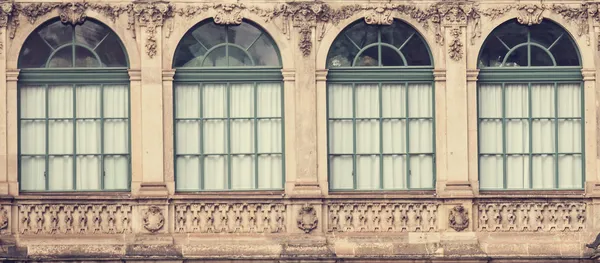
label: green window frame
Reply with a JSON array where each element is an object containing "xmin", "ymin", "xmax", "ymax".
[
  {"xmin": 326, "ymin": 19, "xmax": 436, "ymax": 191},
  {"xmin": 173, "ymin": 19, "xmax": 285, "ymax": 191},
  {"xmin": 17, "ymin": 18, "xmax": 131, "ymax": 192},
  {"xmin": 477, "ymin": 19, "xmax": 584, "ymax": 190}
]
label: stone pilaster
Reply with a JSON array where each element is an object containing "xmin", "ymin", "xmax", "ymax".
[{"xmin": 4, "ymin": 69, "xmax": 18, "ymax": 196}]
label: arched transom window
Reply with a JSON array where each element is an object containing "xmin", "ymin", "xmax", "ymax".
[
  {"xmin": 173, "ymin": 19, "xmax": 283, "ymax": 191},
  {"xmin": 327, "ymin": 19, "xmax": 435, "ymax": 190},
  {"xmin": 477, "ymin": 19, "xmax": 583, "ymax": 190},
  {"xmin": 18, "ymin": 19, "xmax": 130, "ymax": 191}
]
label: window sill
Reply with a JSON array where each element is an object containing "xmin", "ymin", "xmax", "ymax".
[
  {"xmin": 326, "ymin": 190, "xmax": 436, "ymax": 199},
  {"xmin": 16, "ymin": 191, "xmax": 133, "ymax": 201},
  {"xmin": 477, "ymin": 189, "xmax": 586, "ymax": 199},
  {"xmin": 172, "ymin": 190, "xmax": 285, "ymax": 200}
]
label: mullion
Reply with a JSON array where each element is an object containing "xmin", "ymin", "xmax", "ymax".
[
  {"xmin": 226, "ymin": 82, "xmax": 232, "ymax": 190},
  {"xmin": 528, "ymin": 82, "xmax": 533, "ymax": 189},
  {"xmin": 100, "ymin": 84, "xmax": 105, "ymax": 190},
  {"xmin": 352, "ymin": 83, "xmax": 357, "ymax": 189},
  {"xmin": 405, "ymin": 82, "xmax": 410, "ymax": 189},
  {"xmin": 330, "ymin": 117, "xmax": 433, "ymax": 121},
  {"xmin": 480, "ymin": 117, "xmax": 579, "ymax": 121},
  {"xmin": 554, "ymin": 82, "xmax": 559, "ymax": 188},
  {"xmin": 378, "ymin": 82, "xmax": 383, "ymax": 189},
  {"xmin": 280, "ymin": 82, "xmax": 285, "ymax": 189},
  {"xmin": 253, "ymin": 82, "xmax": 259, "ymax": 189},
  {"xmin": 72, "ymin": 84, "xmax": 77, "ymax": 190},
  {"xmin": 580, "ymin": 82, "xmax": 585, "ymax": 189},
  {"xmin": 199, "ymin": 83, "xmax": 204, "ymax": 191},
  {"xmin": 45, "ymin": 84, "xmax": 49, "ymax": 191},
  {"xmin": 501, "ymin": 83, "xmax": 507, "ymax": 189}
]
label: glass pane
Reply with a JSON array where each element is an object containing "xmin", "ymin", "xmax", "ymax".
[
  {"xmin": 355, "ymin": 84, "xmax": 379, "ymax": 118},
  {"xmin": 75, "ymin": 46, "xmax": 100, "ymax": 67},
  {"xmin": 478, "ymin": 84, "xmax": 502, "ymax": 118},
  {"xmin": 76, "ymin": 156, "xmax": 101, "ymax": 190},
  {"xmin": 530, "ymin": 21, "xmax": 564, "ymax": 48},
  {"xmin": 383, "ymin": 155, "xmax": 407, "ymax": 189},
  {"xmin": 328, "ymin": 120, "xmax": 353, "ymax": 154},
  {"xmin": 356, "ymin": 120, "xmax": 379, "ymax": 154},
  {"xmin": 174, "ymin": 33, "xmax": 207, "ymax": 67},
  {"xmin": 76, "ymin": 85, "xmax": 101, "ymax": 118},
  {"xmin": 330, "ymin": 155, "xmax": 353, "ymax": 189},
  {"xmin": 203, "ymin": 120, "xmax": 227, "ymax": 154},
  {"xmin": 194, "ymin": 21, "xmax": 226, "ymax": 49},
  {"xmin": 409, "ymin": 119, "xmax": 433, "ymax": 153},
  {"xmin": 230, "ymin": 84, "xmax": 254, "ymax": 117},
  {"xmin": 380, "ymin": 45, "xmax": 403, "ymax": 66},
  {"xmin": 20, "ymin": 156, "xmax": 46, "ymax": 190},
  {"xmin": 20, "ymin": 120, "xmax": 46, "ymax": 154},
  {"xmin": 103, "ymin": 85, "xmax": 128, "ymax": 118},
  {"xmin": 104, "ymin": 155, "xmax": 128, "ymax": 189},
  {"xmin": 203, "ymin": 84, "xmax": 227, "ymax": 118},
  {"xmin": 328, "ymin": 84, "xmax": 353, "ymax": 118},
  {"xmin": 531, "ymin": 84, "xmax": 555, "ymax": 118},
  {"xmin": 409, "ymin": 155, "xmax": 433, "ymax": 188},
  {"xmin": 381, "ymin": 22, "xmax": 414, "ymax": 48},
  {"xmin": 228, "ymin": 23, "xmax": 262, "ymax": 49},
  {"xmin": 354, "ymin": 46, "xmax": 379, "ymax": 66},
  {"xmin": 506, "ymin": 120, "xmax": 528, "ymax": 154},
  {"xmin": 228, "ymin": 46, "xmax": 253, "ymax": 66},
  {"xmin": 75, "ymin": 20, "xmax": 109, "ymax": 48},
  {"xmin": 346, "ymin": 22, "xmax": 378, "ymax": 49},
  {"xmin": 558, "ymin": 119, "xmax": 581, "ymax": 153},
  {"xmin": 531, "ymin": 155, "xmax": 555, "ymax": 189},
  {"xmin": 557, "ymin": 83, "xmax": 581, "ymax": 117},
  {"xmin": 401, "ymin": 36, "xmax": 431, "ymax": 66},
  {"xmin": 175, "ymin": 84, "xmax": 200, "ymax": 118},
  {"xmin": 47, "ymin": 47, "xmax": 73, "ymax": 68},
  {"xmin": 381, "ymin": 84, "xmax": 406, "ymax": 118},
  {"xmin": 558, "ymin": 154, "xmax": 582, "ymax": 188},
  {"xmin": 104, "ymin": 120, "xmax": 128, "ymax": 154},
  {"xmin": 38, "ymin": 21, "xmax": 73, "ymax": 49},
  {"xmin": 493, "ymin": 20, "xmax": 528, "ymax": 49},
  {"xmin": 247, "ymin": 34, "xmax": 280, "ymax": 66},
  {"xmin": 550, "ymin": 36, "xmax": 580, "ymax": 66},
  {"xmin": 382, "ymin": 119, "xmax": 406, "ymax": 153},
  {"xmin": 327, "ymin": 34, "xmax": 359, "ymax": 68},
  {"xmin": 479, "ymin": 120, "xmax": 502, "ymax": 154},
  {"xmin": 530, "ymin": 46, "xmax": 554, "ymax": 66},
  {"xmin": 256, "ymin": 83, "xmax": 281, "ymax": 117},
  {"xmin": 76, "ymin": 120, "xmax": 101, "ymax": 154},
  {"xmin": 532, "ymin": 119, "xmax": 556, "ymax": 153},
  {"xmin": 203, "ymin": 155, "xmax": 227, "ymax": 190},
  {"xmin": 176, "ymin": 120, "xmax": 201, "ymax": 154},
  {"xmin": 231, "ymin": 155, "xmax": 254, "ymax": 189},
  {"xmin": 505, "ymin": 84, "xmax": 528, "ymax": 118},
  {"xmin": 258, "ymin": 154, "xmax": 282, "ymax": 189},
  {"xmin": 507, "ymin": 155, "xmax": 529, "ymax": 189},
  {"xmin": 257, "ymin": 119, "xmax": 282, "ymax": 153},
  {"xmin": 95, "ymin": 33, "xmax": 127, "ymax": 67},
  {"xmin": 408, "ymin": 84, "xmax": 433, "ymax": 117},
  {"xmin": 48, "ymin": 85, "xmax": 73, "ymax": 118},
  {"xmin": 504, "ymin": 46, "xmax": 527, "ymax": 67},
  {"xmin": 230, "ymin": 119, "xmax": 254, "ymax": 153},
  {"xmin": 176, "ymin": 156, "xmax": 201, "ymax": 190},
  {"xmin": 202, "ymin": 46, "xmax": 227, "ymax": 67},
  {"xmin": 20, "ymin": 86, "xmax": 46, "ymax": 118},
  {"xmin": 19, "ymin": 32, "xmax": 53, "ymax": 68},
  {"xmin": 479, "ymin": 155, "xmax": 503, "ymax": 189},
  {"xmin": 356, "ymin": 155, "xmax": 379, "ymax": 189},
  {"xmin": 478, "ymin": 35, "xmax": 508, "ymax": 67},
  {"xmin": 48, "ymin": 156, "xmax": 73, "ymax": 190},
  {"xmin": 48, "ymin": 120, "xmax": 73, "ymax": 154}
]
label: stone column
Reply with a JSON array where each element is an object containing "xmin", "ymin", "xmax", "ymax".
[
  {"xmin": 440, "ymin": 20, "xmax": 473, "ymax": 197},
  {"xmin": 282, "ymin": 69, "xmax": 297, "ymax": 194},
  {"xmin": 4, "ymin": 70, "xmax": 18, "ymax": 196},
  {"xmin": 466, "ymin": 69, "xmax": 480, "ymax": 195},
  {"xmin": 315, "ymin": 69, "xmax": 328, "ymax": 195},
  {"xmin": 433, "ymin": 69, "xmax": 447, "ymax": 194},
  {"xmin": 583, "ymin": 68, "xmax": 600, "ymax": 195},
  {"xmin": 162, "ymin": 69, "xmax": 175, "ymax": 194}
]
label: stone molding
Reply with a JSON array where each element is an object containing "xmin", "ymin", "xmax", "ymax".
[
  {"xmin": 327, "ymin": 202, "xmax": 439, "ymax": 232},
  {"xmin": 477, "ymin": 201, "xmax": 586, "ymax": 232},
  {"xmin": 174, "ymin": 202, "xmax": 286, "ymax": 233}
]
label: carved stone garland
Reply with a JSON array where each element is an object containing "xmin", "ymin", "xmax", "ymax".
[
  {"xmin": 297, "ymin": 205, "xmax": 318, "ymax": 233},
  {"xmin": 448, "ymin": 28, "xmax": 463, "ymax": 61},
  {"xmin": 142, "ymin": 206, "xmax": 165, "ymax": 233},
  {"xmin": 449, "ymin": 205, "xmax": 469, "ymax": 232},
  {"xmin": 129, "ymin": 0, "xmax": 174, "ymax": 58}
]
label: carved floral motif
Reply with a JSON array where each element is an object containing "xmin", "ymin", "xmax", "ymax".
[
  {"xmin": 328, "ymin": 203, "xmax": 438, "ymax": 232},
  {"xmin": 175, "ymin": 203, "xmax": 286, "ymax": 234},
  {"xmin": 517, "ymin": 4, "xmax": 544, "ymax": 26},
  {"xmin": 364, "ymin": 6, "xmax": 393, "ymax": 25},
  {"xmin": 297, "ymin": 205, "xmax": 318, "ymax": 233},
  {"xmin": 449, "ymin": 205, "xmax": 469, "ymax": 232},
  {"xmin": 477, "ymin": 202, "xmax": 586, "ymax": 232},
  {"xmin": 214, "ymin": 3, "xmax": 245, "ymax": 25},
  {"xmin": 18, "ymin": 204, "xmax": 132, "ymax": 235},
  {"xmin": 128, "ymin": 0, "xmax": 174, "ymax": 58},
  {"xmin": 142, "ymin": 206, "xmax": 164, "ymax": 233},
  {"xmin": 0, "ymin": 206, "xmax": 8, "ymax": 232},
  {"xmin": 448, "ymin": 28, "xmax": 463, "ymax": 61}
]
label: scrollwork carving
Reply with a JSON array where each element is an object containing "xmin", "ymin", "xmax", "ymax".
[
  {"xmin": 214, "ymin": 3, "xmax": 245, "ymax": 25},
  {"xmin": 59, "ymin": 2, "xmax": 87, "ymax": 25},
  {"xmin": 364, "ymin": 6, "xmax": 393, "ymax": 25},
  {"xmin": 297, "ymin": 205, "xmax": 318, "ymax": 233},
  {"xmin": 128, "ymin": 0, "xmax": 174, "ymax": 58},
  {"xmin": 517, "ymin": 4, "xmax": 544, "ymax": 26},
  {"xmin": 448, "ymin": 205, "xmax": 469, "ymax": 232}
]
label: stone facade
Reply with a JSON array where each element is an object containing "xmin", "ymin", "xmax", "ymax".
[{"xmin": 0, "ymin": 0, "xmax": 599, "ymax": 262}]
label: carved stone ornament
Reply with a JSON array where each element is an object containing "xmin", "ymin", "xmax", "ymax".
[
  {"xmin": 128, "ymin": 0, "xmax": 174, "ymax": 58},
  {"xmin": 59, "ymin": 2, "xmax": 87, "ymax": 25},
  {"xmin": 297, "ymin": 205, "xmax": 318, "ymax": 233},
  {"xmin": 448, "ymin": 27, "xmax": 463, "ymax": 61},
  {"xmin": 517, "ymin": 4, "xmax": 544, "ymax": 26},
  {"xmin": 214, "ymin": 3, "xmax": 245, "ymax": 25},
  {"xmin": 448, "ymin": 205, "xmax": 469, "ymax": 232},
  {"xmin": 143, "ymin": 206, "xmax": 165, "ymax": 233},
  {"xmin": 0, "ymin": 206, "xmax": 8, "ymax": 231},
  {"xmin": 364, "ymin": 6, "xmax": 393, "ymax": 25},
  {"xmin": 478, "ymin": 202, "xmax": 585, "ymax": 232},
  {"xmin": 328, "ymin": 203, "xmax": 438, "ymax": 232}
]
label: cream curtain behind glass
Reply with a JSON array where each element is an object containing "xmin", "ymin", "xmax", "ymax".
[
  {"xmin": 175, "ymin": 82, "xmax": 283, "ymax": 190},
  {"xmin": 328, "ymin": 83, "xmax": 434, "ymax": 190},
  {"xmin": 20, "ymin": 84, "xmax": 129, "ymax": 191},
  {"xmin": 479, "ymin": 83, "xmax": 582, "ymax": 189}
]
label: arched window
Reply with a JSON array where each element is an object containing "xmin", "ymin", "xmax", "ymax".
[
  {"xmin": 173, "ymin": 19, "xmax": 283, "ymax": 191},
  {"xmin": 327, "ymin": 20, "xmax": 434, "ymax": 190},
  {"xmin": 477, "ymin": 19, "xmax": 583, "ymax": 190},
  {"xmin": 18, "ymin": 18, "xmax": 130, "ymax": 191}
]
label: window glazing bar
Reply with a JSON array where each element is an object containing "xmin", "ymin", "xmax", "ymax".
[{"xmin": 405, "ymin": 82, "xmax": 410, "ymax": 189}]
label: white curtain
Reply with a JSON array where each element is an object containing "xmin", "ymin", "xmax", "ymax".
[
  {"xmin": 478, "ymin": 83, "xmax": 582, "ymax": 189},
  {"xmin": 20, "ymin": 84, "xmax": 129, "ymax": 191},
  {"xmin": 174, "ymin": 82, "xmax": 282, "ymax": 191},
  {"xmin": 328, "ymin": 83, "xmax": 434, "ymax": 190}
]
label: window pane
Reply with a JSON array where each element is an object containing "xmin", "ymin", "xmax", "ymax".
[
  {"xmin": 550, "ymin": 37, "xmax": 580, "ymax": 66},
  {"xmin": 20, "ymin": 156, "xmax": 46, "ymax": 190},
  {"xmin": 193, "ymin": 22, "xmax": 226, "ymax": 49},
  {"xmin": 382, "ymin": 119, "xmax": 406, "ymax": 153},
  {"xmin": 383, "ymin": 155, "xmax": 406, "ymax": 189},
  {"xmin": 507, "ymin": 155, "xmax": 529, "ymax": 189},
  {"xmin": 380, "ymin": 45, "xmax": 403, "ymax": 66},
  {"xmin": 355, "ymin": 84, "xmax": 379, "ymax": 118},
  {"xmin": 76, "ymin": 120, "xmax": 101, "ymax": 154},
  {"xmin": 402, "ymin": 36, "xmax": 431, "ymax": 66},
  {"xmin": 76, "ymin": 85, "xmax": 101, "ymax": 118},
  {"xmin": 75, "ymin": 46, "xmax": 100, "ymax": 67},
  {"xmin": 48, "ymin": 47, "xmax": 73, "ymax": 68},
  {"xmin": 381, "ymin": 84, "xmax": 406, "ymax": 118},
  {"xmin": 48, "ymin": 156, "xmax": 73, "ymax": 190},
  {"xmin": 21, "ymin": 120, "xmax": 46, "ymax": 154},
  {"xmin": 19, "ymin": 32, "xmax": 53, "ymax": 68},
  {"xmin": 531, "ymin": 155, "xmax": 555, "ymax": 189},
  {"xmin": 173, "ymin": 33, "xmax": 207, "ymax": 67},
  {"xmin": 48, "ymin": 86, "xmax": 73, "ymax": 118},
  {"xmin": 228, "ymin": 23, "xmax": 261, "ymax": 49},
  {"xmin": 230, "ymin": 84, "xmax": 254, "ymax": 118},
  {"xmin": 506, "ymin": 120, "xmax": 528, "ymax": 154},
  {"xmin": 504, "ymin": 46, "xmax": 527, "ymax": 67},
  {"xmin": 354, "ymin": 46, "xmax": 379, "ymax": 66},
  {"xmin": 94, "ymin": 33, "xmax": 127, "ymax": 67},
  {"xmin": 176, "ymin": 156, "xmax": 201, "ymax": 190},
  {"xmin": 327, "ymin": 35, "xmax": 359, "ymax": 68},
  {"xmin": 328, "ymin": 120, "xmax": 353, "ymax": 154},
  {"xmin": 408, "ymin": 84, "xmax": 432, "ymax": 117},
  {"xmin": 356, "ymin": 155, "xmax": 379, "ymax": 189},
  {"xmin": 202, "ymin": 46, "xmax": 227, "ymax": 67},
  {"xmin": 230, "ymin": 120, "xmax": 254, "ymax": 153},
  {"xmin": 231, "ymin": 155, "xmax": 254, "ymax": 189},
  {"xmin": 203, "ymin": 84, "xmax": 227, "ymax": 118},
  {"xmin": 532, "ymin": 120, "xmax": 555, "ymax": 153},
  {"xmin": 204, "ymin": 155, "xmax": 227, "ymax": 190},
  {"xmin": 258, "ymin": 154, "xmax": 282, "ymax": 189},
  {"xmin": 356, "ymin": 120, "xmax": 379, "ymax": 154},
  {"xmin": 75, "ymin": 20, "xmax": 109, "ymax": 48},
  {"xmin": 328, "ymin": 84, "xmax": 353, "ymax": 118},
  {"xmin": 257, "ymin": 119, "xmax": 281, "ymax": 153},
  {"xmin": 38, "ymin": 21, "xmax": 73, "ymax": 49},
  {"xmin": 175, "ymin": 84, "xmax": 200, "ymax": 118},
  {"xmin": 103, "ymin": 85, "xmax": 128, "ymax": 118},
  {"xmin": 558, "ymin": 120, "xmax": 581, "ymax": 153},
  {"xmin": 478, "ymin": 84, "xmax": 502, "ymax": 118},
  {"xmin": 530, "ymin": 46, "xmax": 554, "ymax": 66},
  {"xmin": 409, "ymin": 119, "xmax": 433, "ymax": 153},
  {"xmin": 104, "ymin": 120, "xmax": 128, "ymax": 154},
  {"xmin": 228, "ymin": 46, "xmax": 253, "ymax": 66},
  {"xmin": 531, "ymin": 84, "xmax": 555, "ymax": 118},
  {"xmin": 257, "ymin": 83, "xmax": 281, "ymax": 117},
  {"xmin": 48, "ymin": 120, "xmax": 73, "ymax": 154},
  {"xmin": 479, "ymin": 120, "xmax": 502, "ymax": 154},
  {"xmin": 558, "ymin": 154, "xmax": 582, "ymax": 188},
  {"xmin": 203, "ymin": 120, "xmax": 227, "ymax": 154},
  {"xmin": 76, "ymin": 156, "xmax": 101, "ymax": 190},
  {"xmin": 409, "ymin": 155, "xmax": 433, "ymax": 188},
  {"xmin": 479, "ymin": 155, "xmax": 503, "ymax": 189},
  {"xmin": 330, "ymin": 155, "xmax": 353, "ymax": 189},
  {"xmin": 345, "ymin": 22, "xmax": 378, "ymax": 49},
  {"xmin": 505, "ymin": 84, "xmax": 528, "ymax": 118},
  {"xmin": 176, "ymin": 120, "xmax": 201, "ymax": 154},
  {"xmin": 557, "ymin": 83, "xmax": 581, "ymax": 117},
  {"xmin": 247, "ymin": 34, "xmax": 280, "ymax": 66},
  {"xmin": 104, "ymin": 155, "xmax": 128, "ymax": 189}
]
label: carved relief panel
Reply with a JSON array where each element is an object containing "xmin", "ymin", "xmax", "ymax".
[{"xmin": 477, "ymin": 202, "xmax": 586, "ymax": 232}]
